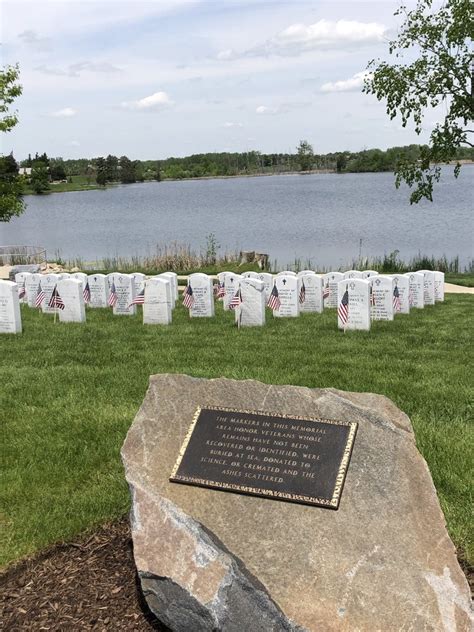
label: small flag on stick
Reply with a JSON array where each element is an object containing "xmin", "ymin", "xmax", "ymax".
[
  {"xmin": 182, "ymin": 283, "xmax": 194, "ymax": 309},
  {"xmin": 129, "ymin": 287, "xmax": 145, "ymax": 307},
  {"xmin": 108, "ymin": 281, "xmax": 118, "ymax": 307},
  {"xmin": 35, "ymin": 282, "xmax": 45, "ymax": 309},
  {"xmin": 216, "ymin": 281, "xmax": 225, "ymax": 299},
  {"xmin": 229, "ymin": 287, "xmax": 242, "ymax": 310},
  {"xmin": 18, "ymin": 281, "xmax": 26, "ymax": 300},
  {"xmin": 393, "ymin": 285, "xmax": 401, "ymax": 312},
  {"xmin": 48, "ymin": 285, "xmax": 65, "ymax": 310},
  {"xmin": 299, "ymin": 280, "xmax": 306, "ymax": 304},
  {"xmin": 83, "ymin": 281, "xmax": 91, "ymax": 304},
  {"xmin": 323, "ymin": 283, "xmax": 330, "ymax": 300},
  {"xmin": 338, "ymin": 287, "xmax": 349, "ymax": 326},
  {"xmin": 267, "ymin": 284, "xmax": 281, "ymax": 311}
]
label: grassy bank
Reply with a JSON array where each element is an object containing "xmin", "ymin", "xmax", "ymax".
[
  {"xmin": 23, "ymin": 175, "xmax": 102, "ymax": 195},
  {"xmin": 1, "ymin": 296, "xmax": 473, "ymax": 568}
]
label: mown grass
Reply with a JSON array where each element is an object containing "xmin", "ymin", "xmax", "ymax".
[
  {"xmin": 23, "ymin": 175, "xmax": 102, "ymax": 195},
  {"xmin": 1, "ymin": 296, "xmax": 473, "ymax": 567},
  {"xmin": 445, "ymin": 273, "xmax": 474, "ymax": 287}
]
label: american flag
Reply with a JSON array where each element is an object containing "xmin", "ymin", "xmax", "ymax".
[
  {"xmin": 267, "ymin": 284, "xmax": 281, "ymax": 311},
  {"xmin": 35, "ymin": 282, "xmax": 45, "ymax": 308},
  {"xmin": 338, "ymin": 287, "xmax": 349, "ymax": 326},
  {"xmin": 18, "ymin": 281, "xmax": 26, "ymax": 299},
  {"xmin": 83, "ymin": 281, "xmax": 91, "ymax": 304},
  {"xmin": 216, "ymin": 281, "xmax": 225, "ymax": 299},
  {"xmin": 323, "ymin": 283, "xmax": 330, "ymax": 300},
  {"xmin": 182, "ymin": 283, "xmax": 194, "ymax": 309},
  {"xmin": 299, "ymin": 280, "xmax": 306, "ymax": 304},
  {"xmin": 393, "ymin": 285, "xmax": 401, "ymax": 312},
  {"xmin": 229, "ymin": 287, "xmax": 242, "ymax": 310},
  {"xmin": 129, "ymin": 287, "xmax": 145, "ymax": 307},
  {"xmin": 108, "ymin": 281, "xmax": 118, "ymax": 307},
  {"xmin": 48, "ymin": 285, "xmax": 65, "ymax": 310},
  {"xmin": 370, "ymin": 284, "xmax": 376, "ymax": 306}
]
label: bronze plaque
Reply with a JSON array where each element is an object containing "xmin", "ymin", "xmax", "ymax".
[{"xmin": 170, "ymin": 407, "xmax": 357, "ymax": 509}]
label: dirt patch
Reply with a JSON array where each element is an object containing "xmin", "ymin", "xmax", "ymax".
[{"xmin": 1, "ymin": 520, "xmax": 168, "ymax": 631}]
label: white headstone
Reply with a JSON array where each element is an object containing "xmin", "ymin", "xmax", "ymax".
[
  {"xmin": 87, "ymin": 274, "xmax": 108, "ymax": 308},
  {"xmin": 132, "ymin": 272, "xmax": 146, "ymax": 294},
  {"xmin": 41, "ymin": 274, "xmax": 62, "ymax": 313},
  {"xmin": 322, "ymin": 272, "xmax": 344, "ymax": 308},
  {"xmin": 113, "ymin": 274, "xmax": 136, "ymax": 315},
  {"xmin": 0, "ymin": 280, "xmax": 22, "ymax": 334},
  {"xmin": 58, "ymin": 273, "xmax": 71, "ymax": 280},
  {"xmin": 107, "ymin": 272, "xmax": 121, "ymax": 299},
  {"xmin": 71, "ymin": 272, "xmax": 88, "ymax": 289},
  {"xmin": 241, "ymin": 271, "xmax": 260, "ymax": 279},
  {"xmin": 273, "ymin": 275, "xmax": 299, "ymax": 317},
  {"xmin": 298, "ymin": 273, "xmax": 323, "ymax": 313},
  {"xmin": 237, "ymin": 278, "xmax": 265, "ymax": 327},
  {"xmin": 343, "ymin": 270, "xmax": 364, "ymax": 280},
  {"xmin": 433, "ymin": 271, "xmax": 445, "ymax": 302},
  {"xmin": 25, "ymin": 273, "xmax": 42, "ymax": 308},
  {"xmin": 391, "ymin": 275, "xmax": 410, "ymax": 314},
  {"xmin": 143, "ymin": 278, "xmax": 172, "ymax": 325},
  {"xmin": 157, "ymin": 273, "xmax": 178, "ymax": 305},
  {"xmin": 418, "ymin": 270, "xmax": 436, "ymax": 305},
  {"xmin": 57, "ymin": 279, "xmax": 86, "ymax": 323},
  {"xmin": 362, "ymin": 270, "xmax": 379, "ymax": 279},
  {"xmin": 257, "ymin": 272, "xmax": 273, "ymax": 300},
  {"xmin": 219, "ymin": 272, "xmax": 242, "ymax": 310},
  {"xmin": 276, "ymin": 271, "xmax": 297, "ymax": 277},
  {"xmin": 14, "ymin": 272, "xmax": 31, "ymax": 304},
  {"xmin": 298, "ymin": 269, "xmax": 316, "ymax": 277},
  {"xmin": 404, "ymin": 272, "xmax": 425, "ymax": 309},
  {"xmin": 370, "ymin": 275, "xmax": 395, "ymax": 321},
  {"xmin": 187, "ymin": 273, "xmax": 214, "ymax": 317},
  {"xmin": 337, "ymin": 279, "xmax": 370, "ymax": 331}
]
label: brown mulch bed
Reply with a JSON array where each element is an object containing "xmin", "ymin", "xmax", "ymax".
[{"xmin": 0, "ymin": 519, "xmax": 168, "ymax": 631}]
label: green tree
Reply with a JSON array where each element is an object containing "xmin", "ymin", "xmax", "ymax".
[
  {"xmin": 119, "ymin": 155, "xmax": 136, "ymax": 183},
  {"xmin": 364, "ymin": 0, "xmax": 473, "ymax": 203},
  {"xmin": 50, "ymin": 158, "xmax": 67, "ymax": 181},
  {"xmin": 30, "ymin": 161, "xmax": 50, "ymax": 194},
  {"xmin": 297, "ymin": 140, "xmax": 314, "ymax": 171},
  {"xmin": 95, "ymin": 157, "xmax": 107, "ymax": 186},
  {"xmin": 1, "ymin": 64, "xmax": 25, "ymax": 221},
  {"xmin": 105, "ymin": 154, "xmax": 119, "ymax": 181}
]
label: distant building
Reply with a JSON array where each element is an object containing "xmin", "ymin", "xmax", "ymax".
[{"xmin": 19, "ymin": 167, "xmax": 32, "ymax": 176}]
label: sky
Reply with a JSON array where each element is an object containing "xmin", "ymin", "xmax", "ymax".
[{"xmin": 1, "ymin": 0, "xmax": 435, "ymax": 160}]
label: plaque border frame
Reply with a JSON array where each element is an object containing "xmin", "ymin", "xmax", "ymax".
[{"xmin": 170, "ymin": 406, "xmax": 357, "ymax": 509}]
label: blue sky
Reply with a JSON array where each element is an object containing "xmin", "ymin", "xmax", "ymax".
[{"xmin": 2, "ymin": 0, "xmax": 434, "ymax": 160}]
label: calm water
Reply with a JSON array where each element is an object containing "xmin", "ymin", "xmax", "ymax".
[{"xmin": 1, "ymin": 168, "xmax": 473, "ymax": 269}]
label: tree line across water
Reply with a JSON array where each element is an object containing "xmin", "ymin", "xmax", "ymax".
[{"xmin": 3, "ymin": 142, "xmax": 474, "ymax": 194}]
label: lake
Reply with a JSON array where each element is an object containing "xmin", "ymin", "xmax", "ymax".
[{"xmin": 1, "ymin": 168, "xmax": 473, "ymax": 269}]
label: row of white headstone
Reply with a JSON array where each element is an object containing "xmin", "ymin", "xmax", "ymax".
[{"xmin": 0, "ymin": 269, "xmax": 444, "ymax": 333}]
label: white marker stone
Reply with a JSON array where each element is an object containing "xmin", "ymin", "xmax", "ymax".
[
  {"xmin": 237, "ymin": 278, "xmax": 265, "ymax": 327},
  {"xmin": 404, "ymin": 272, "xmax": 425, "ymax": 309},
  {"xmin": 219, "ymin": 272, "xmax": 242, "ymax": 311},
  {"xmin": 434, "ymin": 271, "xmax": 445, "ymax": 302},
  {"xmin": 298, "ymin": 269, "xmax": 316, "ymax": 276},
  {"xmin": 57, "ymin": 279, "xmax": 86, "ymax": 323},
  {"xmin": 143, "ymin": 278, "xmax": 172, "ymax": 325},
  {"xmin": 257, "ymin": 272, "xmax": 273, "ymax": 300},
  {"xmin": 58, "ymin": 273, "xmax": 71, "ymax": 280},
  {"xmin": 362, "ymin": 270, "xmax": 379, "ymax": 279},
  {"xmin": 0, "ymin": 280, "xmax": 22, "ymax": 334},
  {"xmin": 113, "ymin": 274, "xmax": 136, "ymax": 316},
  {"xmin": 14, "ymin": 272, "xmax": 31, "ymax": 304},
  {"xmin": 322, "ymin": 272, "xmax": 344, "ymax": 308},
  {"xmin": 418, "ymin": 270, "xmax": 436, "ymax": 305},
  {"xmin": 276, "ymin": 271, "xmax": 297, "ymax": 277},
  {"xmin": 370, "ymin": 275, "xmax": 395, "ymax": 321},
  {"xmin": 391, "ymin": 275, "xmax": 410, "ymax": 314},
  {"xmin": 188, "ymin": 273, "xmax": 214, "ymax": 317},
  {"xmin": 41, "ymin": 274, "xmax": 62, "ymax": 313},
  {"xmin": 298, "ymin": 273, "xmax": 323, "ymax": 313},
  {"xmin": 157, "ymin": 273, "xmax": 178, "ymax": 306},
  {"xmin": 71, "ymin": 272, "xmax": 88, "ymax": 289},
  {"xmin": 337, "ymin": 279, "xmax": 370, "ymax": 331},
  {"xmin": 87, "ymin": 274, "xmax": 108, "ymax": 308},
  {"xmin": 25, "ymin": 273, "xmax": 42, "ymax": 308},
  {"xmin": 241, "ymin": 271, "xmax": 260, "ymax": 279},
  {"xmin": 343, "ymin": 270, "xmax": 364, "ymax": 280},
  {"xmin": 273, "ymin": 275, "xmax": 299, "ymax": 317},
  {"xmin": 132, "ymin": 272, "xmax": 146, "ymax": 295},
  {"xmin": 107, "ymin": 273, "xmax": 121, "ymax": 299}
]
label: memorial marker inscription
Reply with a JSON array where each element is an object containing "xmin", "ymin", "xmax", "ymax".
[{"xmin": 170, "ymin": 407, "xmax": 357, "ymax": 509}]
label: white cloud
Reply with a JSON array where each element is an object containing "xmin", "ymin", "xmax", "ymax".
[
  {"xmin": 36, "ymin": 61, "xmax": 122, "ymax": 78},
  {"xmin": 222, "ymin": 121, "xmax": 243, "ymax": 128},
  {"xmin": 121, "ymin": 91, "xmax": 174, "ymax": 110},
  {"xmin": 18, "ymin": 29, "xmax": 51, "ymax": 51},
  {"xmin": 256, "ymin": 105, "xmax": 279, "ymax": 115},
  {"xmin": 321, "ymin": 71, "xmax": 372, "ymax": 93},
  {"xmin": 51, "ymin": 107, "xmax": 77, "ymax": 118},
  {"xmin": 217, "ymin": 19, "xmax": 387, "ymax": 60}
]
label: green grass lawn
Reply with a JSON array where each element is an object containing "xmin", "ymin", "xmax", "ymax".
[
  {"xmin": 445, "ymin": 273, "xmax": 474, "ymax": 288},
  {"xmin": 1, "ymin": 296, "xmax": 473, "ymax": 568}
]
